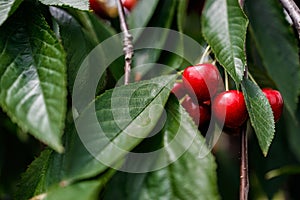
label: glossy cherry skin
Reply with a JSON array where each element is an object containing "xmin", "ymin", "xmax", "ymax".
[
  {"xmin": 183, "ymin": 63, "xmax": 220, "ymax": 102},
  {"xmin": 181, "ymin": 96, "xmax": 211, "ymax": 127},
  {"xmin": 89, "ymin": 0, "xmax": 118, "ymax": 18},
  {"xmin": 171, "ymin": 82, "xmax": 186, "ymax": 99},
  {"xmin": 262, "ymin": 88, "xmax": 284, "ymax": 122},
  {"xmin": 122, "ymin": 0, "xmax": 137, "ymax": 10},
  {"xmin": 212, "ymin": 90, "xmax": 248, "ymax": 128}
]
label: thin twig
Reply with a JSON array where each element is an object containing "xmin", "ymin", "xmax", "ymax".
[
  {"xmin": 239, "ymin": 125, "xmax": 249, "ymax": 200},
  {"xmin": 224, "ymin": 70, "xmax": 229, "ymax": 91},
  {"xmin": 279, "ymin": 0, "xmax": 300, "ymax": 40},
  {"xmin": 116, "ymin": 0, "xmax": 134, "ymax": 85},
  {"xmin": 199, "ymin": 45, "xmax": 211, "ymax": 64}
]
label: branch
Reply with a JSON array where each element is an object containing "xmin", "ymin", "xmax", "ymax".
[
  {"xmin": 116, "ymin": 0, "xmax": 134, "ymax": 85},
  {"xmin": 279, "ymin": 0, "xmax": 300, "ymax": 40},
  {"xmin": 239, "ymin": 125, "xmax": 249, "ymax": 200}
]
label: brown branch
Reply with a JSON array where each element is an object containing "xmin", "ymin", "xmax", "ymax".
[
  {"xmin": 116, "ymin": 0, "xmax": 134, "ymax": 85},
  {"xmin": 279, "ymin": 0, "xmax": 300, "ymax": 40},
  {"xmin": 239, "ymin": 125, "xmax": 249, "ymax": 200}
]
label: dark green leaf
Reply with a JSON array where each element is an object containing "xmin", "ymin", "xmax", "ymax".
[
  {"xmin": 74, "ymin": 74, "xmax": 177, "ymax": 175},
  {"xmin": 103, "ymin": 96, "xmax": 220, "ymax": 200},
  {"xmin": 0, "ymin": 0, "xmax": 23, "ymax": 26},
  {"xmin": 202, "ymin": 0, "xmax": 248, "ymax": 83},
  {"xmin": 0, "ymin": 6, "xmax": 67, "ymax": 152},
  {"xmin": 15, "ymin": 150, "xmax": 52, "ymax": 200},
  {"xmin": 16, "ymin": 75, "xmax": 177, "ymax": 199},
  {"xmin": 16, "ymin": 146, "xmax": 115, "ymax": 200},
  {"xmin": 245, "ymin": 0, "xmax": 300, "ymax": 115},
  {"xmin": 127, "ymin": 0, "xmax": 160, "ymax": 30},
  {"xmin": 132, "ymin": 0, "xmax": 177, "ymax": 68},
  {"xmin": 45, "ymin": 168, "xmax": 115, "ymax": 200},
  {"xmin": 284, "ymin": 108, "xmax": 300, "ymax": 162},
  {"xmin": 50, "ymin": 8, "xmax": 112, "ymax": 93},
  {"xmin": 46, "ymin": 181, "xmax": 101, "ymax": 200},
  {"xmin": 38, "ymin": 0, "xmax": 89, "ymax": 10},
  {"xmin": 242, "ymin": 79, "xmax": 275, "ymax": 156}
]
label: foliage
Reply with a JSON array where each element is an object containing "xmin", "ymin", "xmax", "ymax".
[{"xmin": 0, "ymin": 0, "xmax": 300, "ymax": 199}]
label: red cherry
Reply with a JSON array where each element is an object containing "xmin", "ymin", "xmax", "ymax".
[
  {"xmin": 181, "ymin": 96, "xmax": 211, "ymax": 127},
  {"xmin": 122, "ymin": 0, "xmax": 137, "ymax": 11},
  {"xmin": 262, "ymin": 88, "xmax": 284, "ymax": 122},
  {"xmin": 171, "ymin": 82, "xmax": 186, "ymax": 99},
  {"xmin": 212, "ymin": 90, "xmax": 248, "ymax": 128},
  {"xmin": 183, "ymin": 63, "xmax": 220, "ymax": 102},
  {"xmin": 89, "ymin": 0, "xmax": 118, "ymax": 18},
  {"xmin": 89, "ymin": 0, "xmax": 104, "ymax": 13}
]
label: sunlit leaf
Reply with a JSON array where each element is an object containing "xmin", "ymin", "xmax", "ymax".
[
  {"xmin": 242, "ymin": 79, "xmax": 275, "ymax": 156},
  {"xmin": 0, "ymin": 5, "xmax": 67, "ymax": 152},
  {"xmin": 202, "ymin": 0, "xmax": 248, "ymax": 83}
]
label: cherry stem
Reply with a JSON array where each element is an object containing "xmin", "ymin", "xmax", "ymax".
[
  {"xmin": 279, "ymin": 0, "xmax": 300, "ymax": 40},
  {"xmin": 199, "ymin": 45, "xmax": 211, "ymax": 64},
  {"xmin": 224, "ymin": 70, "xmax": 229, "ymax": 91},
  {"xmin": 248, "ymin": 72, "xmax": 258, "ymax": 85},
  {"xmin": 116, "ymin": 0, "xmax": 134, "ymax": 85},
  {"xmin": 239, "ymin": 124, "xmax": 249, "ymax": 200}
]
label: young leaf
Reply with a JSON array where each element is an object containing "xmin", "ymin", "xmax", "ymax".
[
  {"xmin": 245, "ymin": 0, "xmax": 300, "ymax": 116},
  {"xmin": 0, "ymin": 0, "xmax": 23, "ymax": 26},
  {"xmin": 202, "ymin": 0, "xmax": 248, "ymax": 83},
  {"xmin": 0, "ymin": 5, "xmax": 67, "ymax": 152},
  {"xmin": 242, "ymin": 79, "xmax": 275, "ymax": 156},
  {"xmin": 38, "ymin": 0, "xmax": 89, "ymax": 10},
  {"xmin": 103, "ymin": 96, "xmax": 220, "ymax": 200}
]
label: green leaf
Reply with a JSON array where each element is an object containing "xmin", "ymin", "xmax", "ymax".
[
  {"xmin": 50, "ymin": 8, "xmax": 109, "ymax": 93},
  {"xmin": 202, "ymin": 0, "xmax": 248, "ymax": 83},
  {"xmin": 127, "ymin": 0, "xmax": 160, "ymax": 30},
  {"xmin": 15, "ymin": 150, "xmax": 52, "ymax": 200},
  {"xmin": 45, "ymin": 168, "xmax": 116, "ymax": 200},
  {"xmin": 245, "ymin": 0, "xmax": 300, "ymax": 115},
  {"xmin": 46, "ymin": 181, "xmax": 101, "ymax": 200},
  {"xmin": 38, "ymin": 0, "xmax": 89, "ymax": 10},
  {"xmin": 74, "ymin": 74, "xmax": 177, "ymax": 174},
  {"xmin": 158, "ymin": 0, "xmax": 188, "ymax": 70},
  {"xmin": 36, "ymin": 124, "xmax": 103, "ymax": 184},
  {"xmin": 242, "ymin": 79, "xmax": 275, "ymax": 156},
  {"xmin": 0, "ymin": 5, "xmax": 67, "ymax": 152},
  {"xmin": 132, "ymin": 0, "xmax": 177, "ymax": 68},
  {"xmin": 284, "ymin": 108, "xmax": 300, "ymax": 162},
  {"xmin": 103, "ymin": 96, "xmax": 220, "ymax": 200},
  {"xmin": 0, "ymin": 0, "xmax": 23, "ymax": 26},
  {"xmin": 16, "ymin": 75, "xmax": 177, "ymax": 199},
  {"xmin": 16, "ymin": 146, "xmax": 115, "ymax": 200}
]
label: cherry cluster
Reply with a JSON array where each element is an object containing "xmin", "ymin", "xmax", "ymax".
[{"xmin": 172, "ymin": 63, "xmax": 284, "ymax": 134}]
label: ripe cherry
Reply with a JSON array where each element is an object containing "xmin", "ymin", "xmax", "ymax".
[
  {"xmin": 212, "ymin": 90, "xmax": 248, "ymax": 128},
  {"xmin": 89, "ymin": 0, "xmax": 104, "ymax": 13},
  {"xmin": 183, "ymin": 63, "xmax": 220, "ymax": 102},
  {"xmin": 122, "ymin": 0, "xmax": 137, "ymax": 11},
  {"xmin": 171, "ymin": 82, "xmax": 186, "ymax": 99},
  {"xmin": 262, "ymin": 88, "xmax": 284, "ymax": 122},
  {"xmin": 181, "ymin": 96, "xmax": 211, "ymax": 127},
  {"xmin": 89, "ymin": 0, "xmax": 118, "ymax": 18}
]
